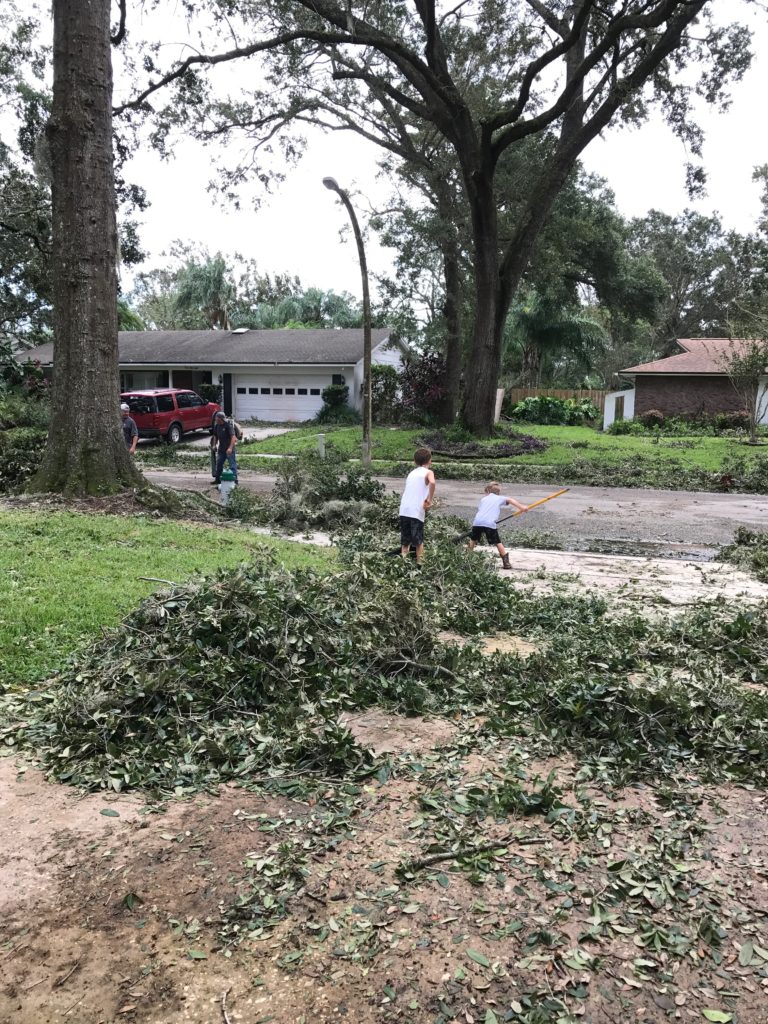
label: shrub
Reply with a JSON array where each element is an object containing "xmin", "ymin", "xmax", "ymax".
[
  {"xmin": 713, "ymin": 410, "xmax": 751, "ymax": 433},
  {"xmin": 509, "ymin": 395, "xmax": 599, "ymax": 426},
  {"xmin": 197, "ymin": 383, "xmax": 223, "ymax": 405},
  {"xmin": 399, "ymin": 351, "xmax": 447, "ymax": 424},
  {"xmin": 639, "ymin": 409, "xmax": 665, "ymax": 428},
  {"xmin": 315, "ymin": 403, "xmax": 361, "ymax": 426},
  {"xmin": 0, "ymin": 427, "xmax": 47, "ymax": 490},
  {"xmin": 370, "ymin": 364, "xmax": 400, "ymax": 424},
  {"xmin": 0, "ymin": 392, "xmax": 50, "ymax": 431},
  {"xmin": 321, "ymin": 383, "xmax": 349, "ymax": 408}
]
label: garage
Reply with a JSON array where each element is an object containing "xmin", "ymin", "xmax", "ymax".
[{"xmin": 233, "ymin": 374, "xmax": 332, "ymax": 422}]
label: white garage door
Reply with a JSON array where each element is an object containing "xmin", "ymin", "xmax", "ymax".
[{"xmin": 234, "ymin": 375, "xmax": 329, "ymax": 422}]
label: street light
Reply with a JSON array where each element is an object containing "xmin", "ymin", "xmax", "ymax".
[{"xmin": 322, "ymin": 176, "xmax": 372, "ymax": 466}]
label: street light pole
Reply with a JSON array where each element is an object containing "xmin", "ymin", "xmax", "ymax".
[{"xmin": 322, "ymin": 176, "xmax": 372, "ymax": 466}]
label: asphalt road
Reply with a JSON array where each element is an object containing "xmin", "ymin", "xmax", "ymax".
[{"xmin": 144, "ymin": 467, "xmax": 768, "ymax": 550}]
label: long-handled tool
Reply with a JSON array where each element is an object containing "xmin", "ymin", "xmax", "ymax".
[{"xmin": 451, "ymin": 486, "xmax": 570, "ymax": 544}]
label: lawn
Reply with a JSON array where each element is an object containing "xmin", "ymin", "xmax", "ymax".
[
  {"xmin": 238, "ymin": 423, "xmax": 764, "ymax": 472},
  {"xmin": 0, "ymin": 509, "xmax": 333, "ymax": 690}
]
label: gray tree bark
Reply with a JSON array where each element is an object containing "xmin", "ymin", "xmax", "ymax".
[{"xmin": 30, "ymin": 0, "xmax": 142, "ymax": 495}]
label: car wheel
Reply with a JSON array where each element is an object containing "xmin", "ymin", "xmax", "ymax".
[{"xmin": 166, "ymin": 422, "xmax": 183, "ymax": 444}]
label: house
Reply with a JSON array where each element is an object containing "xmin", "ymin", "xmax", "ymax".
[
  {"xmin": 603, "ymin": 338, "xmax": 762, "ymax": 429},
  {"xmin": 23, "ymin": 327, "xmax": 405, "ymax": 423}
]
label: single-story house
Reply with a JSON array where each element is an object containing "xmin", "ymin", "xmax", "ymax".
[
  {"xmin": 23, "ymin": 327, "xmax": 405, "ymax": 423},
  {"xmin": 603, "ymin": 337, "xmax": 765, "ymax": 429}
]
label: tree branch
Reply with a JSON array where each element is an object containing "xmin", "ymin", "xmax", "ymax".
[{"xmin": 110, "ymin": 0, "xmax": 127, "ymax": 46}]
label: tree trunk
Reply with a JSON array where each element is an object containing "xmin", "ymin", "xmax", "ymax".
[
  {"xmin": 29, "ymin": 0, "xmax": 142, "ymax": 495},
  {"xmin": 437, "ymin": 236, "xmax": 462, "ymax": 425},
  {"xmin": 461, "ymin": 176, "xmax": 503, "ymax": 437}
]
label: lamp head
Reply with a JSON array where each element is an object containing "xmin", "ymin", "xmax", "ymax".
[{"xmin": 322, "ymin": 176, "xmax": 340, "ymax": 192}]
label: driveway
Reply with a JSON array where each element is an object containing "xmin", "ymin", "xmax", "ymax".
[{"xmin": 143, "ymin": 467, "xmax": 768, "ymax": 549}]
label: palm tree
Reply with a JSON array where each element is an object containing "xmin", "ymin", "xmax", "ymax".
[
  {"xmin": 173, "ymin": 254, "xmax": 234, "ymax": 330},
  {"xmin": 505, "ymin": 290, "xmax": 607, "ymax": 387}
]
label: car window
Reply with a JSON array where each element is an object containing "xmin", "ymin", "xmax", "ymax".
[
  {"xmin": 156, "ymin": 395, "xmax": 174, "ymax": 412},
  {"xmin": 176, "ymin": 392, "xmax": 193, "ymax": 408},
  {"xmin": 125, "ymin": 396, "xmax": 156, "ymax": 414},
  {"xmin": 187, "ymin": 393, "xmax": 204, "ymax": 407}
]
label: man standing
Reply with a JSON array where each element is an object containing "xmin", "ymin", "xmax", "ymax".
[
  {"xmin": 120, "ymin": 402, "xmax": 138, "ymax": 455},
  {"xmin": 211, "ymin": 410, "xmax": 238, "ymax": 486}
]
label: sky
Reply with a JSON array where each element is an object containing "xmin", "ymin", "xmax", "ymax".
[{"xmin": 111, "ymin": 3, "xmax": 768, "ymax": 301}]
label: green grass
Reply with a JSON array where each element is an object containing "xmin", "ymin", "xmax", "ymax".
[
  {"xmin": 0, "ymin": 510, "xmax": 333, "ymax": 690},
  {"xmin": 238, "ymin": 423, "xmax": 764, "ymax": 472}
]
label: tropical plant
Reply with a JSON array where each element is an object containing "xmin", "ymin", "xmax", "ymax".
[{"xmin": 173, "ymin": 253, "xmax": 234, "ymax": 330}]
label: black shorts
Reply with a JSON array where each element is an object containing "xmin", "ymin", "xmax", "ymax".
[
  {"xmin": 400, "ymin": 515, "xmax": 425, "ymax": 548},
  {"xmin": 471, "ymin": 525, "xmax": 501, "ymax": 545}
]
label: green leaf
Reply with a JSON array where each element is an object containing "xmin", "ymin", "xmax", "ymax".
[
  {"xmin": 100, "ymin": 807, "xmax": 120, "ymax": 817},
  {"xmin": 484, "ymin": 1010, "xmax": 499, "ymax": 1024},
  {"xmin": 702, "ymin": 1011, "xmax": 733, "ymax": 1023},
  {"xmin": 401, "ymin": 903, "xmax": 419, "ymax": 914},
  {"xmin": 467, "ymin": 948, "xmax": 491, "ymax": 967},
  {"xmin": 383, "ymin": 984, "xmax": 396, "ymax": 1000},
  {"xmin": 187, "ymin": 950, "xmax": 207, "ymax": 960},
  {"xmin": 121, "ymin": 892, "xmax": 143, "ymax": 911},
  {"xmin": 738, "ymin": 940, "xmax": 754, "ymax": 966}
]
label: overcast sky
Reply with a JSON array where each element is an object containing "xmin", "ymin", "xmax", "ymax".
[{"xmin": 115, "ymin": 3, "xmax": 768, "ymax": 301}]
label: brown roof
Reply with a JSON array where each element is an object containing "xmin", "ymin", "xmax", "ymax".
[
  {"xmin": 622, "ymin": 338, "xmax": 755, "ymax": 375},
  {"xmin": 22, "ymin": 328, "xmax": 395, "ymax": 367}
]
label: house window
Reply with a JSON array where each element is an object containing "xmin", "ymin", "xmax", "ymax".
[
  {"xmin": 332, "ymin": 374, "xmax": 345, "ymax": 386},
  {"xmin": 298, "ymin": 388, "xmax": 308, "ymax": 396},
  {"xmin": 285, "ymin": 388, "xmax": 295, "ymax": 395},
  {"xmin": 236, "ymin": 387, "xmax": 246, "ymax": 394},
  {"xmin": 260, "ymin": 388, "xmax": 270, "ymax": 394},
  {"xmin": 249, "ymin": 388, "xmax": 258, "ymax": 394},
  {"xmin": 310, "ymin": 388, "xmax": 320, "ymax": 396},
  {"xmin": 273, "ymin": 388, "xmax": 283, "ymax": 395}
]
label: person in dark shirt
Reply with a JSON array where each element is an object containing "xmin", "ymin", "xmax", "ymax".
[
  {"xmin": 120, "ymin": 403, "xmax": 138, "ymax": 455},
  {"xmin": 211, "ymin": 410, "xmax": 238, "ymax": 485}
]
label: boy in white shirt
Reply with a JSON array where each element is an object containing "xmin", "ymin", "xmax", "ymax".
[
  {"xmin": 398, "ymin": 447, "xmax": 436, "ymax": 563},
  {"xmin": 469, "ymin": 481, "xmax": 528, "ymax": 570}
]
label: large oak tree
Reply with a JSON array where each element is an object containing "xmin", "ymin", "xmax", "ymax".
[
  {"xmin": 119, "ymin": 0, "xmax": 753, "ymax": 434},
  {"xmin": 31, "ymin": 0, "xmax": 142, "ymax": 494}
]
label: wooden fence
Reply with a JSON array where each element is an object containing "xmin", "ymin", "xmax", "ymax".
[{"xmin": 505, "ymin": 387, "xmax": 608, "ymax": 412}]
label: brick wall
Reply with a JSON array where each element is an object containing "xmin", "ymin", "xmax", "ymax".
[{"xmin": 634, "ymin": 375, "xmax": 745, "ymax": 417}]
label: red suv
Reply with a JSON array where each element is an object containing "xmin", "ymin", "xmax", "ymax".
[{"xmin": 120, "ymin": 389, "xmax": 222, "ymax": 444}]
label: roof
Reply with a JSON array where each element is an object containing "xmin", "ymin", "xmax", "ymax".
[
  {"xmin": 22, "ymin": 328, "xmax": 395, "ymax": 367},
  {"xmin": 622, "ymin": 338, "xmax": 753, "ymax": 376}
]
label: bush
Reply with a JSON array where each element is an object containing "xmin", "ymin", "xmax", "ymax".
[
  {"xmin": 713, "ymin": 410, "xmax": 751, "ymax": 433},
  {"xmin": 197, "ymin": 383, "xmax": 223, "ymax": 405},
  {"xmin": 509, "ymin": 395, "xmax": 600, "ymax": 426},
  {"xmin": 0, "ymin": 392, "xmax": 50, "ymax": 431},
  {"xmin": 606, "ymin": 418, "xmax": 644, "ymax": 435},
  {"xmin": 371, "ymin": 364, "xmax": 400, "ymax": 424},
  {"xmin": 315, "ymin": 383, "xmax": 359, "ymax": 425},
  {"xmin": 0, "ymin": 427, "xmax": 47, "ymax": 490},
  {"xmin": 321, "ymin": 383, "xmax": 349, "ymax": 408},
  {"xmin": 315, "ymin": 403, "xmax": 361, "ymax": 426},
  {"xmin": 639, "ymin": 409, "xmax": 665, "ymax": 428},
  {"xmin": 399, "ymin": 351, "xmax": 447, "ymax": 424}
]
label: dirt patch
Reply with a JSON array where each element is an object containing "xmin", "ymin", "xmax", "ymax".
[
  {"xmin": 438, "ymin": 631, "xmax": 540, "ymax": 659},
  {"xmin": 342, "ymin": 709, "xmax": 458, "ymax": 755},
  {"xmin": 4, "ymin": 736, "xmax": 768, "ymax": 1024}
]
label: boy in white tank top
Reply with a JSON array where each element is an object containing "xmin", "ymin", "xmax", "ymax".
[{"xmin": 398, "ymin": 447, "xmax": 436, "ymax": 563}]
